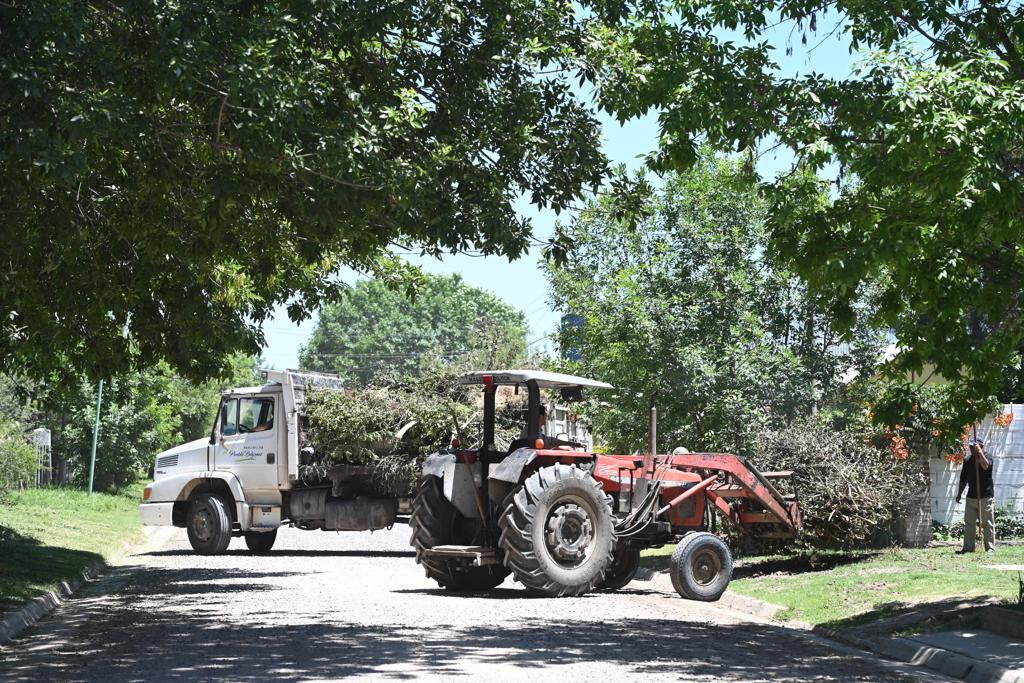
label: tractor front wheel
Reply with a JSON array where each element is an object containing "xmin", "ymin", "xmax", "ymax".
[
  {"xmin": 670, "ymin": 532, "xmax": 732, "ymax": 601},
  {"xmin": 498, "ymin": 464, "xmax": 614, "ymax": 597},
  {"xmin": 409, "ymin": 476, "xmax": 510, "ymax": 591}
]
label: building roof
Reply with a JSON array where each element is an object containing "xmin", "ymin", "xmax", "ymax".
[{"xmin": 458, "ymin": 370, "xmax": 613, "ymax": 389}]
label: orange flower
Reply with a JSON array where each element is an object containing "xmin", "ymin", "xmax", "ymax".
[
  {"xmin": 994, "ymin": 412, "xmax": 1014, "ymax": 428},
  {"xmin": 889, "ymin": 435, "xmax": 910, "ymax": 460}
]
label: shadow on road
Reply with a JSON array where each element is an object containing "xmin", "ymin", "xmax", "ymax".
[
  {"xmin": 143, "ymin": 549, "xmax": 416, "ymax": 559},
  {"xmin": 393, "ymin": 585, "xmax": 667, "ymax": 600},
  {"xmin": 0, "ymin": 559, "xmax": 915, "ymax": 683}
]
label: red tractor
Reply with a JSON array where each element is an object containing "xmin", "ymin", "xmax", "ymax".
[{"xmin": 410, "ymin": 370, "xmax": 801, "ymax": 599}]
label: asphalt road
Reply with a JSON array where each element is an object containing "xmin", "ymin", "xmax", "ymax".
[{"xmin": 0, "ymin": 526, "xmax": 950, "ymax": 682}]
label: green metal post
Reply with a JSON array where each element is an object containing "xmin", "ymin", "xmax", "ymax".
[{"xmin": 88, "ymin": 379, "xmax": 104, "ymax": 496}]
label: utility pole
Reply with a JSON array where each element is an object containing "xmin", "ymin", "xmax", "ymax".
[{"xmin": 88, "ymin": 379, "xmax": 104, "ymax": 496}]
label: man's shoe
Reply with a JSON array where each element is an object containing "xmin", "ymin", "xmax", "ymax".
[
  {"xmin": 985, "ymin": 548, "xmax": 996, "ymax": 553},
  {"xmin": 955, "ymin": 549, "xmax": 973, "ymax": 554}
]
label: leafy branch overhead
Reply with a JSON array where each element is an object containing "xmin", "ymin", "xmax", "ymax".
[
  {"xmin": 585, "ymin": 1, "xmax": 1024, "ymax": 431},
  {"xmin": 1, "ymin": 1, "xmax": 607, "ymax": 381}
]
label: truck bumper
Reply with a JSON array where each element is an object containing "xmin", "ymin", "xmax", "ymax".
[{"xmin": 139, "ymin": 502, "xmax": 174, "ymax": 526}]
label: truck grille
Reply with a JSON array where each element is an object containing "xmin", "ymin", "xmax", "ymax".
[{"xmin": 156, "ymin": 454, "xmax": 179, "ymax": 469}]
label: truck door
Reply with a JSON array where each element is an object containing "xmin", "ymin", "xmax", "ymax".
[{"xmin": 214, "ymin": 395, "xmax": 280, "ymax": 492}]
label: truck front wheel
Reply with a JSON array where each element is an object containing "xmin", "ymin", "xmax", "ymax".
[{"xmin": 186, "ymin": 493, "xmax": 232, "ymax": 555}]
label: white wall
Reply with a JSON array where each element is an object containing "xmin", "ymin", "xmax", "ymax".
[{"xmin": 931, "ymin": 404, "xmax": 1024, "ymax": 525}]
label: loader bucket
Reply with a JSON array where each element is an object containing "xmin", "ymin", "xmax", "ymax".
[{"xmin": 663, "ymin": 452, "xmax": 801, "ymax": 538}]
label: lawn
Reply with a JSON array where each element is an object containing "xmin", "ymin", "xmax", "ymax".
[
  {"xmin": 642, "ymin": 544, "xmax": 1024, "ymax": 628},
  {"xmin": 0, "ymin": 485, "xmax": 145, "ymax": 610}
]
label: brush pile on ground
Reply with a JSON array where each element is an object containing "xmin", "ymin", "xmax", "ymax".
[
  {"xmin": 751, "ymin": 419, "xmax": 928, "ymax": 549},
  {"xmin": 300, "ymin": 369, "xmax": 524, "ymax": 495}
]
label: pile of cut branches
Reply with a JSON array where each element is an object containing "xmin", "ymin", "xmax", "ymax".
[
  {"xmin": 300, "ymin": 368, "xmax": 525, "ymax": 495},
  {"xmin": 751, "ymin": 419, "xmax": 928, "ymax": 549}
]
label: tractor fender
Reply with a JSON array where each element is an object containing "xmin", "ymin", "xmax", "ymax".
[
  {"xmin": 488, "ymin": 448, "xmax": 537, "ymax": 483},
  {"xmin": 422, "ymin": 452, "xmax": 456, "ymax": 478}
]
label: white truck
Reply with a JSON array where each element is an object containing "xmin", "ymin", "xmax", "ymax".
[{"xmin": 139, "ymin": 369, "xmax": 410, "ymax": 554}]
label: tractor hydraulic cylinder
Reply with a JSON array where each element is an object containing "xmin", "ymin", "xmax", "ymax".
[{"xmin": 657, "ymin": 475, "xmax": 718, "ymax": 516}]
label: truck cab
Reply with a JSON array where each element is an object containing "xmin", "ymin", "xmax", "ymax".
[{"xmin": 139, "ymin": 369, "xmax": 383, "ymax": 555}]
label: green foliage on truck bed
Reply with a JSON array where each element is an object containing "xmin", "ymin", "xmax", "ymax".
[
  {"xmin": 0, "ymin": 485, "xmax": 144, "ymax": 610},
  {"xmin": 301, "ymin": 368, "xmax": 525, "ymax": 495}
]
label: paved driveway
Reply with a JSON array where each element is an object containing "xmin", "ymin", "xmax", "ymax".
[{"xmin": 0, "ymin": 526, "xmax": 948, "ymax": 681}]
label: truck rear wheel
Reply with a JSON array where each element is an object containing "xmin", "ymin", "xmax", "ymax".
[
  {"xmin": 670, "ymin": 532, "xmax": 732, "ymax": 601},
  {"xmin": 498, "ymin": 464, "xmax": 614, "ymax": 597},
  {"xmin": 409, "ymin": 476, "xmax": 510, "ymax": 591},
  {"xmin": 186, "ymin": 493, "xmax": 232, "ymax": 555},
  {"xmin": 598, "ymin": 542, "xmax": 641, "ymax": 590},
  {"xmin": 244, "ymin": 529, "xmax": 277, "ymax": 554}
]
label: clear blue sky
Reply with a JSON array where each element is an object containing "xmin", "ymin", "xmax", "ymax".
[{"xmin": 261, "ymin": 19, "xmax": 859, "ymax": 370}]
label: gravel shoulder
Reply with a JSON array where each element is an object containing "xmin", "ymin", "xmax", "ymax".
[{"xmin": 0, "ymin": 526, "xmax": 954, "ymax": 682}]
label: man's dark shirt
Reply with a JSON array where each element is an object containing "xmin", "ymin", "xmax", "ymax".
[{"xmin": 960, "ymin": 453, "xmax": 995, "ymax": 499}]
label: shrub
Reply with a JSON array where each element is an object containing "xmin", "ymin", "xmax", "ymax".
[
  {"xmin": 933, "ymin": 507, "xmax": 1024, "ymax": 541},
  {"xmin": 751, "ymin": 419, "xmax": 928, "ymax": 549},
  {"xmin": 0, "ymin": 420, "xmax": 37, "ymax": 500}
]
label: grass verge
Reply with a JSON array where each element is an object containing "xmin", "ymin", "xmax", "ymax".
[
  {"xmin": 0, "ymin": 484, "xmax": 145, "ymax": 611},
  {"xmin": 642, "ymin": 544, "xmax": 1024, "ymax": 628}
]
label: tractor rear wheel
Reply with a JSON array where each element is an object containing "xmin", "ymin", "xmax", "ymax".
[
  {"xmin": 498, "ymin": 464, "xmax": 614, "ymax": 597},
  {"xmin": 598, "ymin": 542, "xmax": 641, "ymax": 591},
  {"xmin": 409, "ymin": 476, "xmax": 510, "ymax": 591},
  {"xmin": 670, "ymin": 532, "xmax": 732, "ymax": 601}
]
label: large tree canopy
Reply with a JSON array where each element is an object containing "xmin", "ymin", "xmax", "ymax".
[
  {"xmin": 586, "ymin": 1, "xmax": 1024, "ymax": 429},
  {"xmin": 300, "ymin": 273, "xmax": 528, "ymax": 385},
  {"xmin": 545, "ymin": 155, "xmax": 880, "ymax": 455},
  {"xmin": 1, "ymin": 1, "xmax": 606, "ymax": 382}
]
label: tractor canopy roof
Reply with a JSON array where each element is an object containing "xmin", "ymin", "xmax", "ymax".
[{"xmin": 458, "ymin": 370, "xmax": 612, "ymax": 390}]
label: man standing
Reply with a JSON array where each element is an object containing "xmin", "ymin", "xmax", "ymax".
[{"xmin": 956, "ymin": 439, "xmax": 996, "ymax": 553}]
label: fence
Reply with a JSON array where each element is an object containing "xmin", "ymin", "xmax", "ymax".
[{"xmin": 31, "ymin": 428, "xmax": 52, "ymax": 486}]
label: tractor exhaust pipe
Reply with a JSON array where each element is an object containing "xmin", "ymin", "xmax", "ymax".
[
  {"xmin": 648, "ymin": 396, "xmax": 657, "ymax": 463},
  {"xmin": 635, "ymin": 393, "xmax": 658, "ymax": 502}
]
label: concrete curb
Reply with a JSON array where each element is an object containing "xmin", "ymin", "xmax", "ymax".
[
  {"xmin": 716, "ymin": 590, "xmax": 788, "ymax": 620},
  {"xmin": 817, "ymin": 626, "xmax": 1024, "ymax": 683},
  {"xmin": 717, "ymin": 588, "xmax": 1022, "ymax": 683},
  {"xmin": 645, "ymin": 570, "xmax": 789, "ymax": 619},
  {"xmin": 0, "ymin": 558, "xmax": 108, "ymax": 646}
]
